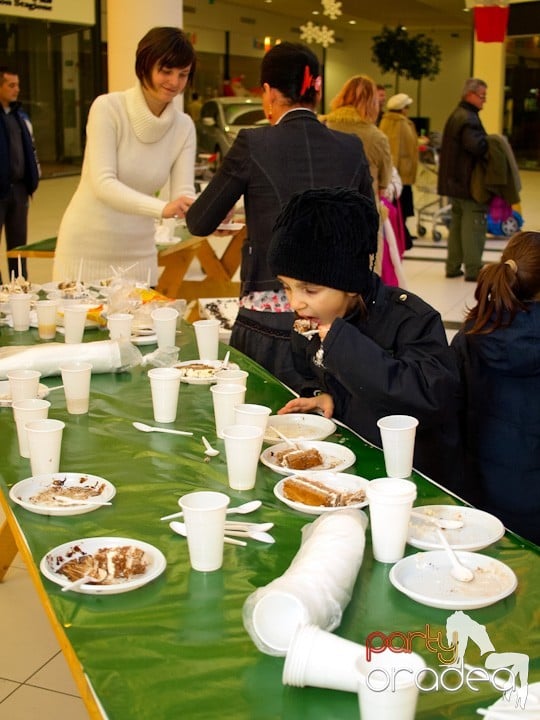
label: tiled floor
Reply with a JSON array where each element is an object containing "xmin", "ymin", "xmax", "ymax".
[{"xmin": 1, "ymin": 170, "xmax": 539, "ymax": 719}]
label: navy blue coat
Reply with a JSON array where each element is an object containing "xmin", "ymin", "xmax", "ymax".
[
  {"xmin": 0, "ymin": 102, "xmax": 39, "ymax": 200},
  {"xmin": 451, "ymin": 303, "xmax": 540, "ymax": 544},
  {"xmin": 186, "ymin": 109, "xmax": 374, "ymax": 296},
  {"xmin": 291, "ymin": 275, "xmax": 463, "ymax": 492}
]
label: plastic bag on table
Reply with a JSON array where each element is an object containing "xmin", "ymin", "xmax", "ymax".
[
  {"xmin": 0, "ymin": 339, "xmax": 142, "ymax": 379},
  {"xmin": 140, "ymin": 346, "xmax": 180, "ymax": 368}
]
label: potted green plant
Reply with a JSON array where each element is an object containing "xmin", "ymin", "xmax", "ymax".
[{"xmin": 371, "ymin": 25, "xmax": 441, "ymax": 128}]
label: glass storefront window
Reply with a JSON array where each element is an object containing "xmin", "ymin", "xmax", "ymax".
[
  {"xmin": 0, "ymin": 14, "xmax": 102, "ymax": 178},
  {"xmin": 505, "ymin": 36, "xmax": 540, "ymax": 170}
]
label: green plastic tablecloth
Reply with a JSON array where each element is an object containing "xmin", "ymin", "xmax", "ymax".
[{"xmin": 1, "ymin": 322, "xmax": 539, "ymax": 720}]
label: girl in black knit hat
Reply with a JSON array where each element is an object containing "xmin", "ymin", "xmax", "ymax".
[{"xmin": 269, "ymin": 186, "xmax": 464, "ymax": 492}]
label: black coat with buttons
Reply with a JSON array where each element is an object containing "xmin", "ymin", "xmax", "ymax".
[{"xmin": 291, "ymin": 275, "xmax": 464, "ymax": 492}]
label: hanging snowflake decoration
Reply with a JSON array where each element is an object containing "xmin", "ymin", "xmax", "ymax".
[
  {"xmin": 321, "ymin": 0, "xmax": 342, "ymax": 21},
  {"xmin": 317, "ymin": 25, "xmax": 336, "ymax": 48},
  {"xmin": 300, "ymin": 21, "xmax": 321, "ymax": 44}
]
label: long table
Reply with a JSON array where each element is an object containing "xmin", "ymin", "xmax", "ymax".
[
  {"xmin": 6, "ymin": 227, "xmax": 244, "ymax": 302},
  {"xmin": 0, "ymin": 322, "xmax": 539, "ymax": 720}
]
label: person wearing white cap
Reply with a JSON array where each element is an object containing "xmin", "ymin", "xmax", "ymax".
[{"xmin": 379, "ymin": 93, "xmax": 418, "ymax": 249}]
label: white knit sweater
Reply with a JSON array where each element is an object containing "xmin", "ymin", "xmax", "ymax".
[{"xmin": 53, "ymin": 84, "xmax": 196, "ymax": 285}]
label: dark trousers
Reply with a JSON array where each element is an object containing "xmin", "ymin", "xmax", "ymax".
[{"xmin": 0, "ymin": 181, "xmax": 29, "ymax": 282}]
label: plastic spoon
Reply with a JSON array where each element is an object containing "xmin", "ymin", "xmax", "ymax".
[
  {"xmin": 61, "ymin": 567, "xmax": 107, "ymax": 593},
  {"xmin": 51, "ymin": 496, "xmax": 112, "ymax": 507},
  {"xmin": 160, "ymin": 498, "xmax": 261, "ymax": 522},
  {"xmin": 225, "ymin": 529, "xmax": 275, "ymax": 544},
  {"xmin": 435, "ymin": 526, "xmax": 474, "ymax": 582},
  {"xmin": 133, "ymin": 422, "xmax": 193, "ymax": 437},
  {"xmin": 169, "ymin": 521, "xmax": 247, "ymax": 547},
  {"xmin": 224, "ymin": 521, "xmax": 274, "ymax": 532},
  {"xmin": 202, "ymin": 436, "xmax": 219, "ymax": 457},
  {"xmin": 410, "ymin": 510, "xmax": 464, "ymax": 530},
  {"xmin": 267, "ymin": 425, "xmax": 297, "ymax": 448}
]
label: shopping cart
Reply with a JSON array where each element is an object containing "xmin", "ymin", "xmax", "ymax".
[{"xmin": 415, "ymin": 133, "xmax": 452, "ymax": 242}]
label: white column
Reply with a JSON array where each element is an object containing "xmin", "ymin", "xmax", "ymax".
[
  {"xmin": 473, "ymin": 40, "xmax": 506, "ymax": 134},
  {"xmin": 107, "ymin": 0, "xmax": 183, "ymax": 92}
]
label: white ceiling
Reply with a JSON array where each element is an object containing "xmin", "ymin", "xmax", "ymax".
[{"xmin": 222, "ymin": 0, "xmax": 474, "ymax": 32}]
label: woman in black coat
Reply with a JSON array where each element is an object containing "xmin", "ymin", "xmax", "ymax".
[{"xmin": 186, "ymin": 42, "xmax": 373, "ymax": 391}]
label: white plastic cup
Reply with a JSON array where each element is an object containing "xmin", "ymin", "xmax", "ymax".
[
  {"xmin": 234, "ymin": 403, "xmax": 271, "ymax": 431},
  {"xmin": 222, "ymin": 424, "xmax": 264, "ymax": 490},
  {"xmin": 376, "ymin": 415, "xmax": 419, "ymax": 478},
  {"xmin": 148, "ymin": 367, "xmax": 182, "ymax": 423},
  {"xmin": 214, "ymin": 368, "xmax": 249, "ymax": 387},
  {"xmin": 366, "ymin": 478, "xmax": 417, "ymax": 563},
  {"xmin": 283, "ymin": 624, "xmax": 364, "ymax": 693},
  {"xmin": 210, "ymin": 383, "xmax": 246, "ymax": 438},
  {"xmin": 251, "ymin": 592, "xmax": 309, "ymax": 655},
  {"xmin": 9, "ymin": 293, "xmax": 32, "ymax": 331},
  {"xmin": 151, "ymin": 306, "xmax": 179, "ymax": 349},
  {"xmin": 62, "ymin": 304, "xmax": 89, "ymax": 344},
  {"xmin": 12, "ymin": 398, "xmax": 51, "ymax": 458},
  {"xmin": 7, "ymin": 369, "xmax": 41, "ymax": 403},
  {"xmin": 178, "ymin": 490, "xmax": 230, "ymax": 572},
  {"xmin": 193, "ymin": 319, "xmax": 220, "ymax": 360},
  {"xmin": 35, "ymin": 299, "xmax": 58, "ymax": 340},
  {"xmin": 357, "ymin": 649, "xmax": 426, "ymax": 720},
  {"xmin": 59, "ymin": 362, "xmax": 92, "ymax": 415},
  {"xmin": 26, "ymin": 418, "xmax": 65, "ymax": 475},
  {"xmin": 107, "ymin": 312, "xmax": 134, "ymax": 341}
]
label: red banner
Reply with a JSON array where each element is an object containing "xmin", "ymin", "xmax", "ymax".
[{"xmin": 474, "ymin": 5, "xmax": 510, "ymax": 43}]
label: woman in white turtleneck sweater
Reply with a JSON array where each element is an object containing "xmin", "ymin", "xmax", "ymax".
[{"xmin": 53, "ymin": 27, "xmax": 197, "ymax": 285}]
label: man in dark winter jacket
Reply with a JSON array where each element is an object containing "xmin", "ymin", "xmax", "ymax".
[
  {"xmin": 438, "ymin": 78, "xmax": 488, "ymax": 282},
  {"xmin": 0, "ymin": 66, "xmax": 40, "ymax": 283}
]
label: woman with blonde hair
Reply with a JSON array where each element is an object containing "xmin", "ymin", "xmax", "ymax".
[
  {"xmin": 322, "ymin": 75, "xmax": 403, "ymax": 283},
  {"xmin": 321, "ymin": 74, "xmax": 392, "ymax": 198},
  {"xmin": 451, "ymin": 231, "xmax": 540, "ymax": 543}
]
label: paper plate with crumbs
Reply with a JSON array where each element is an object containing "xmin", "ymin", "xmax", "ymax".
[
  {"xmin": 260, "ymin": 440, "xmax": 356, "ymax": 476},
  {"xmin": 0, "ymin": 381, "xmax": 50, "ymax": 407},
  {"xmin": 408, "ymin": 505, "xmax": 505, "ymax": 551},
  {"xmin": 274, "ymin": 472, "xmax": 369, "ymax": 515},
  {"xmin": 264, "ymin": 414, "xmax": 336, "ymax": 443},
  {"xmin": 9, "ymin": 473, "xmax": 116, "ymax": 516},
  {"xmin": 389, "ymin": 550, "xmax": 517, "ymax": 610},
  {"xmin": 174, "ymin": 359, "xmax": 239, "ymax": 384},
  {"xmin": 40, "ymin": 537, "xmax": 166, "ymax": 595}
]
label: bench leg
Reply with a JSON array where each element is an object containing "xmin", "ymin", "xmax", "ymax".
[{"xmin": 0, "ymin": 520, "xmax": 18, "ymax": 581}]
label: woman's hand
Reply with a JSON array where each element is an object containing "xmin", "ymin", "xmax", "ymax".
[
  {"xmin": 277, "ymin": 392, "xmax": 334, "ymax": 419},
  {"xmin": 162, "ymin": 195, "xmax": 195, "ymax": 219}
]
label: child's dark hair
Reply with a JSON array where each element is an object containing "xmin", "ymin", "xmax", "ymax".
[
  {"xmin": 135, "ymin": 27, "xmax": 196, "ymax": 88},
  {"xmin": 260, "ymin": 42, "xmax": 320, "ymax": 106},
  {"xmin": 465, "ymin": 231, "xmax": 540, "ymax": 334}
]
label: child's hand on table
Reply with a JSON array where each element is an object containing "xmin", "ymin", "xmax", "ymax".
[{"xmin": 278, "ymin": 392, "xmax": 334, "ymax": 419}]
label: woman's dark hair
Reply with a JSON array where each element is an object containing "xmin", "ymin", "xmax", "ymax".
[
  {"xmin": 465, "ymin": 231, "xmax": 540, "ymax": 334},
  {"xmin": 135, "ymin": 27, "xmax": 196, "ymax": 88},
  {"xmin": 260, "ymin": 42, "xmax": 320, "ymax": 106}
]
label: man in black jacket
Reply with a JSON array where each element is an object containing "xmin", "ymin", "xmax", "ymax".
[
  {"xmin": 438, "ymin": 78, "xmax": 488, "ymax": 282},
  {"xmin": 0, "ymin": 66, "xmax": 40, "ymax": 283}
]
